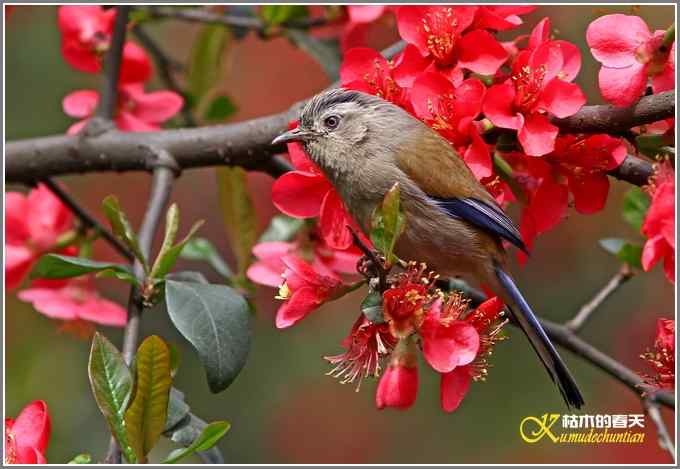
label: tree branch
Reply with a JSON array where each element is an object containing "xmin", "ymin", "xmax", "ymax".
[
  {"xmin": 643, "ymin": 398, "xmax": 676, "ymax": 462},
  {"xmin": 565, "ymin": 265, "xmax": 634, "ymax": 332},
  {"xmin": 96, "ymin": 6, "xmax": 130, "ymax": 121},
  {"xmin": 551, "ymin": 91, "xmax": 675, "ymax": 134},
  {"xmin": 105, "ymin": 161, "xmax": 176, "ymax": 463},
  {"xmin": 7, "ymin": 90, "xmax": 668, "ymax": 186},
  {"xmin": 447, "ymin": 280, "xmax": 675, "ymax": 410},
  {"xmin": 41, "ymin": 178, "xmax": 133, "ymax": 262}
]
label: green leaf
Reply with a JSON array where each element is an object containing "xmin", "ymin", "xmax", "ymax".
[
  {"xmin": 31, "ymin": 254, "xmax": 136, "ymax": 284},
  {"xmin": 165, "ymin": 388, "xmax": 190, "ymax": 433},
  {"xmin": 165, "ymin": 280, "xmax": 250, "ymax": 393},
  {"xmin": 189, "ymin": 25, "xmax": 229, "ymax": 106},
  {"xmin": 153, "ymin": 203, "xmax": 181, "ymax": 272},
  {"xmin": 124, "ymin": 335, "xmax": 172, "ymax": 463},
  {"xmin": 598, "ymin": 238, "xmax": 643, "ymax": 269},
  {"xmin": 258, "ymin": 215, "xmax": 305, "ymax": 243},
  {"xmin": 102, "ymin": 195, "xmax": 148, "ymax": 271},
  {"xmin": 370, "ymin": 182, "xmax": 406, "ymax": 264},
  {"xmin": 150, "ymin": 220, "xmax": 205, "ymax": 281},
  {"xmin": 217, "ymin": 167, "xmax": 258, "ymax": 286},
  {"xmin": 204, "ymin": 95, "xmax": 237, "ymax": 121},
  {"xmin": 68, "ymin": 454, "xmax": 92, "ymax": 464},
  {"xmin": 180, "ymin": 238, "xmax": 233, "ymax": 279},
  {"xmin": 88, "ymin": 333, "xmax": 137, "ymax": 464},
  {"xmin": 286, "ymin": 30, "xmax": 340, "ymax": 80},
  {"xmin": 168, "ymin": 343, "xmax": 180, "ymax": 379},
  {"xmin": 162, "ymin": 421, "xmax": 230, "ymax": 464},
  {"xmin": 163, "ymin": 401, "xmax": 223, "ymax": 464},
  {"xmin": 361, "ymin": 290, "xmax": 384, "ymax": 324},
  {"xmin": 260, "ymin": 5, "xmax": 308, "ymax": 26},
  {"xmin": 622, "ymin": 187, "xmax": 650, "ymax": 231}
]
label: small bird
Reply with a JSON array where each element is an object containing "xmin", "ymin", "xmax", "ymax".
[{"xmin": 272, "ymin": 88, "xmax": 584, "ymax": 409}]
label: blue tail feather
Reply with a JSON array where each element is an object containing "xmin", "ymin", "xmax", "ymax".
[{"xmin": 495, "ymin": 264, "xmax": 584, "ymax": 409}]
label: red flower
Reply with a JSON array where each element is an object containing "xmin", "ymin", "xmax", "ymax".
[
  {"xmin": 326, "ymin": 315, "xmax": 397, "ymax": 389},
  {"xmin": 641, "ymin": 162, "xmax": 675, "ymax": 283},
  {"xmin": 587, "ymin": 14, "xmax": 675, "ymax": 107},
  {"xmin": 58, "ymin": 6, "xmax": 152, "ymax": 82},
  {"xmin": 410, "ymin": 72, "xmax": 491, "ymax": 178},
  {"xmin": 375, "ymin": 339, "xmax": 419, "ymax": 410},
  {"xmin": 483, "ymin": 19, "xmax": 586, "ymax": 156},
  {"xmin": 271, "ymin": 140, "xmax": 361, "ymax": 250},
  {"xmin": 472, "ymin": 6, "xmax": 537, "ymax": 31},
  {"xmin": 396, "ymin": 6, "xmax": 508, "ymax": 80},
  {"xmin": 5, "ymin": 400, "xmax": 51, "ymax": 464},
  {"xmin": 340, "ymin": 47, "xmax": 411, "ymax": 109},
  {"xmin": 5, "ymin": 184, "xmax": 73, "ymax": 290},
  {"xmin": 18, "ymin": 277, "xmax": 127, "ymax": 327},
  {"xmin": 63, "ymin": 83, "xmax": 183, "ymax": 134},
  {"xmin": 642, "ymin": 318, "xmax": 675, "ymax": 390},
  {"xmin": 274, "ymin": 254, "xmax": 343, "ymax": 328}
]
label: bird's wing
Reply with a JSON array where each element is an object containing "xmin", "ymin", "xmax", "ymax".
[{"xmin": 395, "ymin": 128, "xmax": 527, "ymax": 253}]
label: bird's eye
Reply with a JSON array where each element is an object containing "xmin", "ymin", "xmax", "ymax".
[{"xmin": 323, "ymin": 115, "xmax": 340, "ymax": 130}]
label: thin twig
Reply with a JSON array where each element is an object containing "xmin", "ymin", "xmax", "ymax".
[
  {"xmin": 41, "ymin": 179, "xmax": 134, "ymax": 261},
  {"xmin": 105, "ymin": 160, "xmax": 176, "ymax": 463},
  {"xmin": 96, "ymin": 6, "xmax": 130, "ymax": 120},
  {"xmin": 446, "ymin": 279, "xmax": 675, "ymax": 410},
  {"xmin": 643, "ymin": 398, "xmax": 676, "ymax": 461},
  {"xmin": 131, "ymin": 25, "xmax": 197, "ymax": 127},
  {"xmin": 565, "ymin": 265, "xmax": 635, "ymax": 332}
]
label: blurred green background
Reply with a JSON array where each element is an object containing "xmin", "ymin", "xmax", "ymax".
[{"xmin": 5, "ymin": 5, "xmax": 675, "ymax": 464}]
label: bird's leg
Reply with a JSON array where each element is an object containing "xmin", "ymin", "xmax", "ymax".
[{"xmin": 347, "ymin": 225, "xmax": 389, "ymax": 292}]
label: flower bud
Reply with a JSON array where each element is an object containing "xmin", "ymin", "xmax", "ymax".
[{"xmin": 375, "ymin": 339, "xmax": 418, "ymax": 410}]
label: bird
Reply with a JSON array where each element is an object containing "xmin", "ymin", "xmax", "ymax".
[{"xmin": 272, "ymin": 88, "xmax": 584, "ymax": 409}]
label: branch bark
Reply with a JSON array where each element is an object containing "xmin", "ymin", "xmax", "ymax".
[
  {"xmin": 96, "ymin": 6, "xmax": 130, "ymax": 121},
  {"xmin": 6, "ymin": 91, "xmax": 671, "ymax": 186}
]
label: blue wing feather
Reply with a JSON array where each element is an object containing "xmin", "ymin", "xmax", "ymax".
[{"xmin": 431, "ymin": 196, "xmax": 528, "ymax": 254}]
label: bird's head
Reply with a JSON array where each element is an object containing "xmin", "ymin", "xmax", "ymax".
[{"xmin": 272, "ymin": 88, "xmax": 410, "ymax": 178}]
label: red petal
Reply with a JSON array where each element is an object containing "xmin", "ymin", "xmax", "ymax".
[
  {"xmin": 375, "ymin": 363, "xmax": 418, "ymax": 410},
  {"xmin": 79, "ymin": 298, "xmax": 128, "ymax": 326},
  {"xmin": 12, "ymin": 401, "xmax": 50, "ymax": 453},
  {"xmin": 17, "ymin": 287, "xmax": 79, "ymax": 320},
  {"xmin": 552, "ymin": 40, "xmax": 582, "ymax": 82},
  {"xmin": 340, "ymin": 22, "xmax": 370, "ymax": 52},
  {"xmin": 340, "ymin": 47, "xmax": 388, "ymax": 85},
  {"xmin": 421, "ymin": 317, "xmax": 480, "ymax": 373},
  {"xmin": 62, "ymin": 90, "xmax": 99, "ymax": 118},
  {"xmin": 457, "ymin": 30, "xmax": 508, "ymax": 75},
  {"xmin": 271, "ymin": 171, "xmax": 330, "ymax": 218},
  {"xmin": 527, "ymin": 179, "xmax": 568, "ymax": 235},
  {"xmin": 528, "ymin": 17, "xmax": 551, "ymax": 49},
  {"xmin": 5, "ymin": 192, "xmax": 30, "ymax": 244},
  {"xmin": 663, "ymin": 252, "xmax": 675, "ymax": 283},
  {"xmin": 396, "ymin": 6, "xmax": 430, "ymax": 56},
  {"xmin": 128, "ymin": 89, "xmax": 183, "ymax": 124},
  {"xmin": 463, "ymin": 128, "xmax": 492, "ymax": 179},
  {"xmin": 518, "ymin": 114, "xmax": 558, "ymax": 156},
  {"xmin": 598, "ymin": 64, "xmax": 648, "ymax": 107},
  {"xmin": 116, "ymin": 112, "xmax": 160, "ymax": 132},
  {"xmin": 483, "ymin": 82, "xmax": 522, "ymax": 130},
  {"xmin": 454, "ymin": 78, "xmax": 486, "ymax": 118},
  {"xmin": 119, "ymin": 42, "xmax": 153, "ymax": 83},
  {"xmin": 5, "ymin": 245, "xmax": 35, "ymax": 291},
  {"xmin": 275, "ymin": 286, "xmax": 323, "ymax": 328},
  {"xmin": 392, "ymin": 44, "xmax": 431, "ymax": 88},
  {"xmin": 440, "ymin": 365, "xmax": 472, "ymax": 412},
  {"xmin": 26, "ymin": 184, "xmax": 73, "ymax": 249},
  {"xmin": 319, "ymin": 190, "xmax": 354, "ymax": 250},
  {"xmin": 642, "ymin": 235, "xmax": 667, "ymax": 272},
  {"xmin": 347, "ymin": 5, "xmax": 386, "ymax": 23},
  {"xmin": 410, "ymin": 71, "xmax": 454, "ymax": 119},
  {"xmin": 569, "ymin": 174, "xmax": 610, "ymax": 214},
  {"xmin": 539, "ymin": 79, "xmax": 585, "ymax": 118},
  {"xmin": 61, "ymin": 40, "xmax": 102, "ymax": 73},
  {"xmin": 586, "ymin": 14, "xmax": 650, "ymax": 68}
]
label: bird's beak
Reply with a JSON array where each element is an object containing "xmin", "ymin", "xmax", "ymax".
[{"xmin": 271, "ymin": 128, "xmax": 312, "ymax": 146}]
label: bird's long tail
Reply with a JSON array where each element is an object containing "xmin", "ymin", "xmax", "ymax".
[{"xmin": 494, "ymin": 263, "xmax": 584, "ymax": 409}]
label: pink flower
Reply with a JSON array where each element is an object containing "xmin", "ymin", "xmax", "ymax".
[
  {"xmin": 641, "ymin": 163, "xmax": 675, "ymax": 283},
  {"xmin": 58, "ymin": 5, "xmax": 152, "ymax": 83},
  {"xmin": 642, "ymin": 318, "xmax": 674, "ymax": 390},
  {"xmin": 483, "ymin": 19, "xmax": 586, "ymax": 156},
  {"xmin": 5, "ymin": 184, "xmax": 73, "ymax": 290},
  {"xmin": 472, "ymin": 6, "xmax": 537, "ymax": 31},
  {"xmin": 274, "ymin": 255, "xmax": 343, "ymax": 328},
  {"xmin": 246, "ymin": 238, "xmax": 361, "ymax": 287},
  {"xmin": 5, "ymin": 400, "xmax": 51, "ymax": 464},
  {"xmin": 341, "ymin": 6, "xmax": 391, "ymax": 51},
  {"xmin": 271, "ymin": 140, "xmax": 361, "ymax": 250},
  {"xmin": 18, "ymin": 277, "xmax": 127, "ymax": 327},
  {"xmin": 63, "ymin": 83, "xmax": 183, "ymax": 134},
  {"xmin": 410, "ymin": 72, "xmax": 491, "ymax": 178},
  {"xmin": 396, "ymin": 6, "xmax": 508, "ymax": 81},
  {"xmin": 587, "ymin": 14, "xmax": 675, "ymax": 107},
  {"xmin": 340, "ymin": 47, "xmax": 412, "ymax": 110},
  {"xmin": 375, "ymin": 340, "xmax": 419, "ymax": 410}
]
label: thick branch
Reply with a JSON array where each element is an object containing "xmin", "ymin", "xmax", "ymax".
[
  {"xmin": 643, "ymin": 398, "xmax": 676, "ymax": 461},
  {"xmin": 551, "ymin": 91, "xmax": 675, "ymax": 133},
  {"xmin": 97, "ymin": 6, "xmax": 130, "ymax": 120}
]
